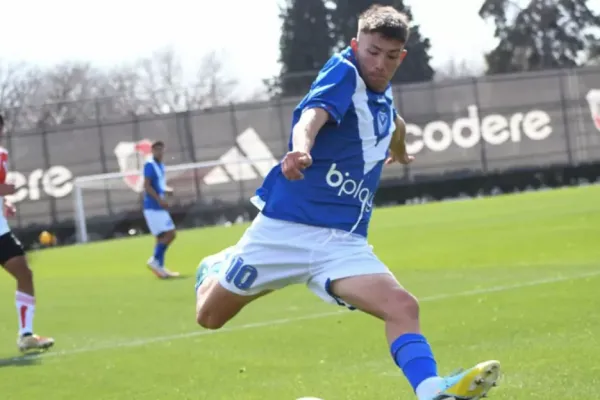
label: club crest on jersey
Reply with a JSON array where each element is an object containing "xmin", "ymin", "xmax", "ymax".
[
  {"xmin": 113, "ymin": 139, "xmax": 153, "ymax": 193},
  {"xmin": 586, "ymin": 89, "xmax": 600, "ymax": 132},
  {"xmin": 375, "ymin": 108, "xmax": 391, "ymax": 145}
]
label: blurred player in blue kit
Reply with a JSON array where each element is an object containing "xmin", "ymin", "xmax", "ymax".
[
  {"xmin": 142, "ymin": 140, "xmax": 179, "ymax": 279},
  {"xmin": 194, "ymin": 5, "xmax": 501, "ymax": 399}
]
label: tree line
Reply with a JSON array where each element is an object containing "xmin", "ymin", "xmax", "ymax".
[
  {"xmin": 1, "ymin": 0, "xmax": 599, "ymax": 131},
  {"xmin": 0, "ymin": 49, "xmax": 239, "ymax": 131},
  {"xmin": 274, "ymin": 0, "xmax": 599, "ymax": 96}
]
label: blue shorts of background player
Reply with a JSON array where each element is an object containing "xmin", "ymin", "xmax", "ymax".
[{"xmin": 194, "ymin": 5, "xmax": 500, "ymax": 400}]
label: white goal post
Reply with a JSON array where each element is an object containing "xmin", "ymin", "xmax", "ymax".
[{"xmin": 72, "ymin": 156, "xmax": 279, "ymax": 244}]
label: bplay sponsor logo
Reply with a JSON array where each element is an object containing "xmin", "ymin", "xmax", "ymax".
[
  {"xmin": 405, "ymin": 105, "xmax": 553, "ymax": 154},
  {"xmin": 325, "ymin": 163, "xmax": 375, "ymax": 212}
]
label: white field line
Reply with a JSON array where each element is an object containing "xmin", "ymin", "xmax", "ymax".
[{"xmin": 22, "ymin": 269, "xmax": 600, "ymax": 361}]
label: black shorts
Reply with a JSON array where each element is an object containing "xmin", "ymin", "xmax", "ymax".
[{"xmin": 0, "ymin": 232, "xmax": 25, "ymax": 266}]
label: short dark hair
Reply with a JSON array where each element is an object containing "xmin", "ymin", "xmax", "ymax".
[
  {"xmin": 0, "ymin": 114, "xmax": 4, "ymax": 128},
  {"xmin": 358, "ymin": 5, "xmax": 410, "ymax": 43},
  {"xmin": 152, "ymin": 140, "xmax": 164, "ymax": 149}
]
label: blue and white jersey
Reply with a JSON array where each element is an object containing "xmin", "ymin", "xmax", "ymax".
[
  {"xmin": 254, "ymin": 47, "xmax": 397, "ymax": 238},
  {"xmin": 143, "ymin": 158, "xmax": 167, "ymax": 210}
]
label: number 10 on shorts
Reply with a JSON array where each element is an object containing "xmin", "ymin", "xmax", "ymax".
[{"xmin": 225, "ymin": 256, "xmax": 258, "ymax": 290}]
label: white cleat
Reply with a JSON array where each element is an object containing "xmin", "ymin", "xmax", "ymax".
[
  {"xmin": 162, "ymin": 268, "xmax": 180, "ymax": 278},
  {"xmin": 18, "ymin": 334, "xmax": 55, "ymax": 353},
  {"xmin": 147, "ymin": 257, "xmax": 180, "ymax": 279},
  {"xmin": 147, "ymin": 257, "xmax": 169, "ymax": 279}
]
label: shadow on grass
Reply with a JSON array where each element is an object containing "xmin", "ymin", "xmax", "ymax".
[
  {"xmin": 0, "ymin": 352, "xmax": 43, "ymax": 368},
  {"xmin": 157, "ymin": 274, "xmax": 191, "ymax": 282}
]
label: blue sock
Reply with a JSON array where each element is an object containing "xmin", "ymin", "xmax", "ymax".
[
  {"xmin": 390, "ymin": 333, "xmax": 438, "ymax": 392},
  {"xmin": 153, "ymin": 243, "xmax": 168, "ymax": 266}
]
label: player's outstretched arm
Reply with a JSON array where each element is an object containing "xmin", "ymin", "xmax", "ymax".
[
  {"xmin": 0, "ymin": 183, "xmax": 16, "ymax": 196},
  {"xmin": 385, "ymin": 115, "xmax": 414, "ymax": 165},
  {"xmin": 292, "ymin": 108, "xmax": 329, "ymax": 154},
  {"xmin": 282, "ymin": 54, "xmax": 355, "ymax": 181},
  {"xmin": 282, "ymin": 108, "xmax": 330, "ymax": 180}
]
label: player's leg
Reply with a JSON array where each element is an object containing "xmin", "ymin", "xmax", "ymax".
[
  {"xmin": 0, "ymin": 232, "xmax": 54, "ymax": 353},
  {"xmin": 194, "ymin": 246, "xmax": 274, "ymax": 329},
  {"xmin": 194, "ymin": 215, "xmax": 311, "ymax": 330},
  {"xmin": 309, "ymin": 242, "xmax": 500, "ymax": 400},
  {"xmin": 195, "ymin": 274, "xmax": 271, "ymax": 329},
  {"xmin": 144, "ymin": 210, "xmax": 178, "ymax": 278},
  {"xmin": 152, "ymin": 229, "xmax": 177, "ymax": 272}
]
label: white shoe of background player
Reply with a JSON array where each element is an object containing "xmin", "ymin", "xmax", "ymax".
[
  {"xmin": 18, "ymin": 333, "xmax": 55, "ymax": 353},
  {"xmin": 147, "ymin": 257, "xmax": 180, "ymax": 279}
]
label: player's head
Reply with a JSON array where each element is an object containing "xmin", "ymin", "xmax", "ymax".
[
  {"xmin": 0, "ymin": 114, "xmax": 4, "ymax": 137},
  {"xmin": 151, "ymin": 140, "xmax": 165, "ymax": 161},
  {"xmin": 351, "ymin": 5, "xmax": 410, "ymax": 92}
]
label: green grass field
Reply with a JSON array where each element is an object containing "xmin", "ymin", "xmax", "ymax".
[{"xmin": 1, "ymin": 185, "xmax": 599, "ymax": 400}]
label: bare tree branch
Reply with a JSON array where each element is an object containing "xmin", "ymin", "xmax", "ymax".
[
  {"xmin": 133, "ymin": 47, "xmax": 240, "ymax": 113},
  {"xmin": 95, "ymin": 65, "xmax": 146, "ymax": 117},
  {"xmin": 192, "ymin": 50, "xmax": 239, "ymax": 108},
  {"xmin": 0, "ymin": 48, "xmax": 242, "ymax": 129},
  {"xmin": 135, "ymin": 47, "xmax": 188, "ymax": 113},
  {"xmin": 33, "ymin": 62, "xmax": 104, "ymax": 126},
  {"xmin": 0, "ymin": 60, "xmax": 43, "ymax": 131}
]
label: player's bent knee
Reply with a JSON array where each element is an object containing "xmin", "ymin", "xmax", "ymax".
[
  {"xmin": 196, "ymin": 309, "xmax": 226, "ymax": 330},
  {"xmin": 4, "ymin": 256, "xmax": 33, "ymax": 284},
  {"xmin": 385, "ymin": 288, "xmax": 419, "ymax": 322},
  {"xmin": 331, "ymin": 274, "xmax": 419, "ymax": 322},
  {"xmin": 195, "ymin": 281, "xmax": 243, "ymax": 330},
  {"xmin": 165, "ymin": 230, "xmax": 176, "ymax": 244},
  {"xmin": 196, "ymin": 300, "xmax": 239, "ymax": 330}
]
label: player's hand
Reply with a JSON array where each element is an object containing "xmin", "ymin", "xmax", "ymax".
[
  {"xmin": 385, "ymin": 151, "xmax": 415, "ymax": 165},
  {"xmin": 281, "ymin": 151, "xmax": 312, "ymax": 180},
  {"xmin": 4, "ymin": 202, "xmax": 16, "ymax": 217},
  {"xmin": 159, "ymin": 199, "xmax": 169, "ymax": 209}
]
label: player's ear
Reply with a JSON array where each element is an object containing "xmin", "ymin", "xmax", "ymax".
[
  {"xmin": 400, "ymin": 49, "xmax": 407, "ymax": 61},
  {"xmin": 396, "ymin": 49, "xmax": 407, "ymax": 67},
  {"xmin": 351, "ymin": 38, "xmax": 358, "ymax": 53}
]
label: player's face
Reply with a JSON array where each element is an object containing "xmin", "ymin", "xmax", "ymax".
[
  {"xmin": 352, "ymin": 33, "xmax": 407, "ymax": 92},
  {"xmin": 152, "ymin": 145, "xmax": 164, "ymax": 161}
]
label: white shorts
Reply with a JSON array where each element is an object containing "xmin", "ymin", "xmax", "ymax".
[
  {"xmin": 214, "ymin": 213, "xmax": 392, "ymax": 308},
  {"xmin": 143, "ymin": 209, "xmax": 175, "ymax": 236}
]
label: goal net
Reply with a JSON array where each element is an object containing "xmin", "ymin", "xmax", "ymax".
[{"xmin": 72, "ymin": 156, "xmax": 278, "ymax": 243}]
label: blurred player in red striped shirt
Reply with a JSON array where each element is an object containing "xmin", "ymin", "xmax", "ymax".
[{"xmin": 0, "ymin": 114, "xmax": 54, "ymax": 353}]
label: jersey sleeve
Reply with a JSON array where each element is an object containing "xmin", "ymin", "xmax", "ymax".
[
  {"xmin": 302, "ymin": 56, "xmax": 357, "ymax": 125},
  {"xmin": 0, "ymin": 149, "xmax": 8, "ymax": 184},
  {"xmin": 143, "ymin": 162, "xmax": 155, "ymax": 182}
]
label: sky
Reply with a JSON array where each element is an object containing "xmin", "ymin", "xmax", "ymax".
[{"xmin": 1, "ymin": 0, "xmax": 598, "ymax": 98}]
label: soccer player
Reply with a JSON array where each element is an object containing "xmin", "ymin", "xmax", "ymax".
[
  {"xmin": 0, "ymin": 114, "xmax": 55, "ymax": 353},
  {"xmin": 143, "ymin": 140, "xmax": 179, "ymax": 279},
  {"xmin": 194, "ymin": 5, "xmax": 501, "ymax": 400}
]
